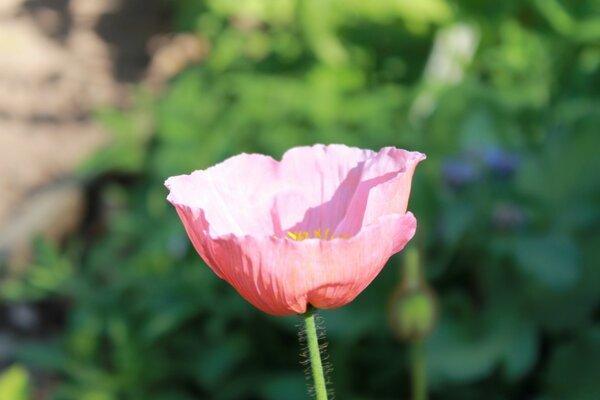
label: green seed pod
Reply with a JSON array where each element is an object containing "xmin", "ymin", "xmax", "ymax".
[
  {"xmin": 389, "ymin": 285, "xmax": 437, "ymax": 341},
  {"xmin": 388, "ymin": 247, "xmax": 438, "ymax": 341}
]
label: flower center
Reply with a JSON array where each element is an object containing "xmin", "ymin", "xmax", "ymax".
[{"xmin": 285, "ymin": 228, "xmax": 350, "ymax": 241}]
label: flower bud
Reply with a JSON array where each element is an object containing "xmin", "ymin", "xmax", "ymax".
[
  {"xmin": 389, "ymin": 286, "xmax": 437, "ymax": 341},
  {"xmin": 388, "ymin": 248, "xmax": 438, "ymax": 341}
]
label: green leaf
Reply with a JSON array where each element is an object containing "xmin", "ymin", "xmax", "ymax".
[
  {"xmin": 503, "ymin": 317, "xmax": 538, "ymax": 380},
  {"xmin": 194, "ymin": 336, "xmax": 249, "ymax": 388},
  {"xmin": 260, "ymin": 373, "xmax": 306, "ymax": 400},
  {"xmin": 142, "ymin": 302, "xmax": 200, "ymax": 344},
  {"xmin": 544, "ymin": 328, "xmax": 600, "ymax": 400},
  {"xmin": 15, "ymin": 343, "xmax": 68, "ymax": 372},
  {"xmin": 427, "ymin": 307, "xmax": 538, "ymax": 384},
  {"xmin": 0, "ymin": 365, "xmax": 30, "ymax": 400},
  {"xmin": 513, "ymin": 234, "xmax": 581, "ymax": 289},
  {"xmin": 459, "ymin": 108, "xmax": 499, "ymax": 153}
]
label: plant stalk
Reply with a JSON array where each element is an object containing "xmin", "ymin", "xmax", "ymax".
[
  {"xmin": 411, "ymin": 338, "xmax": 427, "ymax": 400},
  {"xmin": 303, "ymin": 308, "xmax": 328, "ymax": 400}
]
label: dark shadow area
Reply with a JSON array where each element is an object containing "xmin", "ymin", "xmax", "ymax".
[
  {"xmin": 95, "ymin": 0, "xmax": 169, "ymax": 82},
  {"xmin": 24, "ymin": 0, "xmax": 169, "ymax": 82},
  {"xmin": 23, "ymin": 0, "xmax": 72, "ymax": 42}
]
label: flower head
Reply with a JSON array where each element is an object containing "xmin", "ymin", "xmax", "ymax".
[
  {"xmin": 165, "ymin": 144, "xmax": 425, "ymax": 315},
  {"xmin": 442, "ymin": 158, "xmax": 478, "ymax": 189},
  {"xmin": 483, "ymin": 148, "xmax": 520, "ymax": 179}
]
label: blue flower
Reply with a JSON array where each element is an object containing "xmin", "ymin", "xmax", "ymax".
[
  {"xmin": 483, "ymin": 148, "xmax": 520, "ymax": 178},
  {"xmin": 442, "ymin": 158, "xmax": 479, "ymax": 189}
]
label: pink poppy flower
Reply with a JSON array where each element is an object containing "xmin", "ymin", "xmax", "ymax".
[{"xmin": 165, "ymin": 144, "xmax": 425, "ymax": 316}]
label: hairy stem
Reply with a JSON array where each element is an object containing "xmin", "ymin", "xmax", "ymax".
[{"xmin": 303, "ymin": 308, "xmax": 328, "ymax": 400}]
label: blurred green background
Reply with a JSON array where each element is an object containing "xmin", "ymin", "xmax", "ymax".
[{"xmin": 1, "ymin": 0, "xmax": 600, "ymax": 399}]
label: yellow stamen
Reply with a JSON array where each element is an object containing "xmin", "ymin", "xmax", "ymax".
[
  {"xmin": 287, "ymin": 231, "xmax": 298, "ymax": 240},
  {"xmin": 283, "ymin": 228, "xmax": 349, "ymax": 241}
]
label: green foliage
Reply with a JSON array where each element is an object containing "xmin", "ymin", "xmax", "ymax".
[
  {"xmin": 5, "ymin": 0, "xmax": 600, "ymax": 399},
  {"xmin": 0, "ymin": 365, "xmax": 31, "ymax": 400},
  {"xmin": 1, "ymin": 239, "xmax": 74, "ymax": 301},
  {"xmin": 544, "ymin": 328, "xmax": 600, "ymax": 400}
]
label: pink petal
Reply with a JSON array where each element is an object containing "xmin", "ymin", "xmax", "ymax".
[
  {"xmin": 200, "ymin": 212, "xmax": 416, "ymax": 315},
  {"xmin": 334, "ymin": 148, "xmax": 425, "ymax": 234},
  {"xmin": 165, "ymin": 144, "xmax": 425, "ymax": 315},
  {"xmin": 166, "ymin": 145, "xmax": 424, "ymax": 238},
  {"xmin": 273, "ymin": 145, "xmax": 375, "ymax": 230},
  {"xmin": 166, "ymin": 154, "xmax": 280, "ymax": 237}
]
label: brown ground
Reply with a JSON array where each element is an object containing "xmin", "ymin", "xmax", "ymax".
[
  {"xmin": 0, "ymin": 0, "xmax": 167, "ymax": 392},
  {"xmin": 0, "ymin": 0, "xmax": 166, "ymax": 264}
]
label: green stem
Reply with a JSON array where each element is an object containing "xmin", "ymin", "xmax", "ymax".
[
  {"xmin": 411, "ymin": 339, "xmax": 427, "ymax": 400},
  {"xmin": 303, "ymin": 308, "xmax": 328, "ymax": 400}
]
